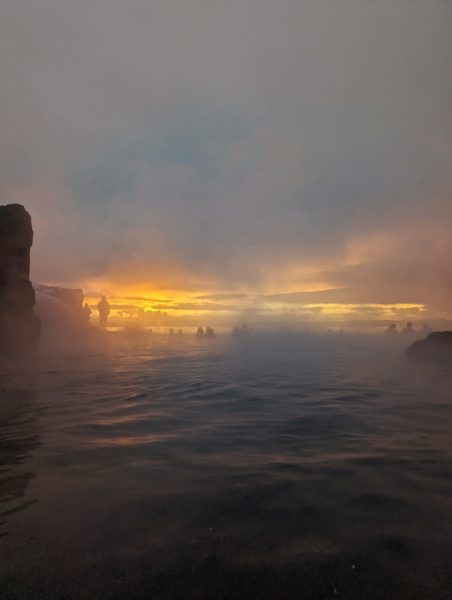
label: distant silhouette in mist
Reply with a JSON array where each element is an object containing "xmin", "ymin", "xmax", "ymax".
[
  {"xmin": 232, "ymin": 323, "xmax": 252, "ymax": 339},
  {"xmin": 385, "ymin": 323, "xmax": 399, "ymax": 336},
  {"xmin": 82, "ymin": 303, "xmax": 92, "ymax": 327},
  {"xmin": 98, "ymin": 295, "xmax": 110, "ymax": 331},
  {"xmin": 401, "ymin": 322, "xmax": 415, "ymax": 337},
  {"xmin": 422, "ymin": 323, "xmax": 432, "ymax": 336},
  {"xmin": 195, "ymin": 326, "xmax": 215, "ymax": 339}
]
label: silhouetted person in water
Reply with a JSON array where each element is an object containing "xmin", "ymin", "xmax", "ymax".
[
  {"xmin": 82, "ymin": 303, "xmax": 92, "ymax": 327},
  {"xmin": 232, "ymin": 323, "xmax": 252, "ymax": 338},
  {"xmin": 401, "ymin": 321, "xmax": 415, "ymax": 337},
  {"xmin": 385, "ymin": 323, "xmax": 398, "ymax": 335},
  {"xmin": 98, "ymin": 295, "xmax": 110, "ymax": 331},
  {"xmin": 422, "ymin": 323, "xmax": 432, "ymax": 335}
]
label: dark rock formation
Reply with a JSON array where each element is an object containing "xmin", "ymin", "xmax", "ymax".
[
  {"xmin": 0, "ymin": 204, "xmax": 40, "ymax": 355},
  {"xmin": 406, "ymin": 331, "xmax": 452, "ymax": 363}
]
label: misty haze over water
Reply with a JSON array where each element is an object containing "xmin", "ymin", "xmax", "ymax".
[
  {"xmin": 1, "ymin": 332, "xmax": 452, "ymax": 599},
  {"xmin": 1, "ymin": 0, "xmax": 452, "ymax": 597}
]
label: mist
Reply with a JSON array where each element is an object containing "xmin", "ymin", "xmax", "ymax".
[
  {"xmin": 2, "ymin": 3, "xmax": 452, "ymax": 598},
  {"xmin": 1, "ymin": 0, "xmax": 451, "ymax": 319}
]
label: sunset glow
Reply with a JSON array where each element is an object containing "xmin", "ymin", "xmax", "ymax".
[
  {"xmin": 2, "ymin": 0, "xmax": 451, "ymax": 327},
  {"xmin": 2, "ymin": 2, "xmax": 452, "ymax": 598}
]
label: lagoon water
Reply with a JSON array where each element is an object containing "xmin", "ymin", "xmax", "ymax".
[{"xmin": 1, "ymin": 332, "xmax": 452, "ymax": 599}]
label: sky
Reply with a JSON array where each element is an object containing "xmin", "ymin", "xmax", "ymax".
[{"xmin": 1, "ymin": 0, "xmax": 452, "ymax": 326}]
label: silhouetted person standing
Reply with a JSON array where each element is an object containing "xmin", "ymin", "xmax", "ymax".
[
  {"xmin": 401, "ymin": 322, "xmax": 415, "ymax": 337},
  {"xmin": 82, "ymin": 302, "xmax": 92, "ymax": 327},
  {"xmin": 98, "ymin": 295, "xmax": 110, "ymax": 331}
]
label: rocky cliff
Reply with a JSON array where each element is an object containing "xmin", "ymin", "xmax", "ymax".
[{"xmin": 0, "ymin": 204, "xmax": 40, "ymax": 355}]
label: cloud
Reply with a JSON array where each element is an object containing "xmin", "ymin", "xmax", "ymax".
[{"xmin": 1, "ymin": 0, "xmax": 451, "ymax": 315}]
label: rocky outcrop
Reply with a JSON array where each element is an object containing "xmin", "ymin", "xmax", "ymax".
[
  {"xmin": 0, "ymin": 204, "xmax": 40, "ymax": 355},
  {"xmin": 406, "ymin": 331, "xmax": 452, "ymax": 363}
]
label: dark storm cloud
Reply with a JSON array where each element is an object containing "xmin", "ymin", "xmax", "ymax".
[{"xmin": 1, "ymin": 0, "xmax": 451, "ymax": 309}]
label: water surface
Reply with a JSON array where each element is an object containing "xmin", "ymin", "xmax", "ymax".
[{"xmin": 1, "ymin": 333, "xmax": 451, "ymax": 599}]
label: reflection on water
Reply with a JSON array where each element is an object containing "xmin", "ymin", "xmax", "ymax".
[
  {"xmin": 0, "ymin": 333, "xmax": 452, "ymax": 599},
  {"xmin": 0, "ymin": 388, "xmax": 39, "ymax": 538}
]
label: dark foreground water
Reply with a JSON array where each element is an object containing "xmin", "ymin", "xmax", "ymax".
[{"xmin": 1, "ymin": 333, "xmax": 452, "ymax": 599}]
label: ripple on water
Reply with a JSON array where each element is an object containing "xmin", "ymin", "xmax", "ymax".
[{"xmin": 1, "ymin": 334, "xmax": 452, "ymax": 598}]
